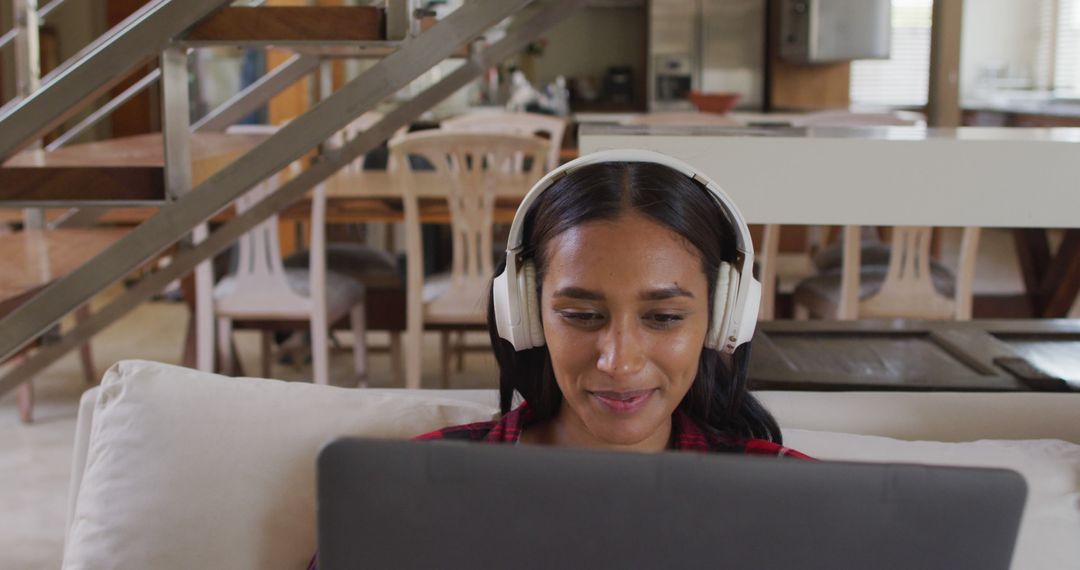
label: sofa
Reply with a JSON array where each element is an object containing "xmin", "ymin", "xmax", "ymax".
[{"xmin": 62, "ymin": 360, "xmax": 1080, "ymax": 569}]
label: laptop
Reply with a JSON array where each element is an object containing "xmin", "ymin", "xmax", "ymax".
[{"xmin": 316, "ymin": 438, "xmax": 1026, "ymax": 570}]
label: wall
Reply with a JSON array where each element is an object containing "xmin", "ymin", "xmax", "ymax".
[
  {"xmin": 767, "ymin": 0, "xmax": 851, "ymax": 110},
  {"xmin": 525, "ymin": 4, "xmax": 646, "ymax": 105},
  {"xmin": 702, "ymin": 0, "xmax": 766, "ymax": 108},
  {"xmin": 960, "ymin": 0, "xmax": 1044, "ymax": 97}
]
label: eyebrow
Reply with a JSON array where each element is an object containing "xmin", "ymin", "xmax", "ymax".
[
  {"xmin": 640, "ymin": 285, "xmax": 695, "ymax": 301},
  {"xmin": 551, "ymin": 286, "xmax": 695, "ymax": 301}
]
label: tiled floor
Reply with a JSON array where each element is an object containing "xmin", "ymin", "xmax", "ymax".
[{"xmin": 0, "ymin": 228, "xmax": 1076, "ymax": 568}]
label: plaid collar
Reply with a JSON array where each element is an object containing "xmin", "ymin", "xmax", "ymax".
[{"xmin": 483, "ymin": 401, "xmax": 735, "ymax": 452}]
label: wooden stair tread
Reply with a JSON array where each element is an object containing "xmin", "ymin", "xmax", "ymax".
[
  {"xmin": 182, "ymin": 7, "xmax": 384, "ymax": 44},
  {"xmin": 0, "ymin": 228, "xmax": 128, "ymax": 318},
  {"xmin": 0, "ymin": 133, "xmax": 266, "ymax": 204},
  {"xmin": 3, "ymin": 133, "xmax": 266, "ymax": 168}
]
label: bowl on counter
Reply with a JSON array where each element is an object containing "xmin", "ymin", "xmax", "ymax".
[{"xmin": 688, "ymin": 91, "xmax": 741, "ymax": 114}]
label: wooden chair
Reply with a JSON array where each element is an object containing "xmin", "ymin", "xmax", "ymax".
[
  {"xmin": 757, "ymin": 110, "xmax": 927, "ymax": 320},
  {"xmin": 792, "ymin": 226, "xmax": 981, "ymax": 321},
  {"xmin": 441, "ymin": 111, "xmax": 566, "ymax": 171},
  {"xmin": 389, "ymin": 131, "xmax": 549, "ymax": 389},
  {"xmin": 205, "ymin": 164, "xmax": 368, "ymax": 386},
  {"xmin": 9, "ymin": 306, "xmax": 95, "ymax": 424},
  {"xmin": 290, "ymin": 115, "xmax": 409, "ymax": 383},
  {"xmin": 2, "ymin": 225, "xmax": 110, "ymax": 423}
]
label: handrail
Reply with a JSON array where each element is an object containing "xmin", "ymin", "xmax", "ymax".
[
  {"xmin": 0, "ymin": 0, "xmax": 232, "ymax": 160},
  {"xmin": 0, "ymin": 0, "xmax": 537, "ymax": 366},
  {"xmin": 0, "ymin": 0, "xmax": 72, "ymax": 51},
  {"xmin": 45, "ymin": 69, "xmax": 161, "ymax": 150},
  {"xmin": 0, "ymin": 0, "xmax": 589, "ymax": 394}
]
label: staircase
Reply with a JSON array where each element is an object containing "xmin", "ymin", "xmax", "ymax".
[{"xmin": 0, "ymin": 0, "xmax": 587, "ymax": 395}]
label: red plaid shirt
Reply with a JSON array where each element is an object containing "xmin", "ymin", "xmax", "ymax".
[
  {"xmin": 308, "ymin": 403, "xmax": 809, "ymax": 569},
  {"xmin": 415, "ymin": 402, "xmax": 812, "ymax": 458}
]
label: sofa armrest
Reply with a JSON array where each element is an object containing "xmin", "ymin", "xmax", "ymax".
[
  {"xmin": 758, "ymin": 391, "xmax": 1080, "ymax": 443},
  {"xmin": 65, "ymin": 386, "xmax": 99, "ymax": 551}
]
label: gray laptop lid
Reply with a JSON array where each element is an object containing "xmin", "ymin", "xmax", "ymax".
[{"xmin": 317, "ymin": 438, "xmax": 1026, "ymax": 570}]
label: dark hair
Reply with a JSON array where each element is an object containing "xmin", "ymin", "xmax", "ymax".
[{"xmin": 487, "ymin": 162, "xmax": 783, "ymax": 444}]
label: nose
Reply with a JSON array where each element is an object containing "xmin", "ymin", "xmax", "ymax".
[{"xmin": 595, "ymin": 315, "xmax": 647, "ymax": 379}]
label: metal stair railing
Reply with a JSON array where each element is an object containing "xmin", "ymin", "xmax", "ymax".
[
  {"xmin": 0, "ymin": 0, "xmax": 588, "ymax": 395},
  {"xmin": 0, "ymin": 0, "xmax": 233, "ymax": 160},
  {"xmin": 192, "ymin": 53, "xmax": 320, "ymax": 133},
  {"xmin": 0, "ymin": 0, "xmax": 70, "ymax": 52}
]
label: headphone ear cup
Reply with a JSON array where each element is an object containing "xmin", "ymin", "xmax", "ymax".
[
  {"xmin": 709, "ymin": 262, "xmax": 739, "ymax": 351},
  {"xmin": 520, "ymin": 261, "xmax": 545, "ymax": 347}
]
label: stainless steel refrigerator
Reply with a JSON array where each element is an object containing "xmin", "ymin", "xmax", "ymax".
[
  {"xmin": 648, "ymin": 0, "xmax": 891, "ymax": 111},
  {"xmin": 649, "ymin": 0, "xmax": 766, "ymax": 111}
]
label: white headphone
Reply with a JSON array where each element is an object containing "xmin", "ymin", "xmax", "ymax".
[{"xmin": 492, "ymin": 149, "xmax": 761, "ymax": 355}]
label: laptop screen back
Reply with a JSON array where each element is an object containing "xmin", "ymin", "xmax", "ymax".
[{"xmin": 317, "ymin": 438, "xmax": 1025, "ymax": 570}]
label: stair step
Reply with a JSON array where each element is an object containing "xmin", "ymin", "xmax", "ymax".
[
  {"xmin": 0, "ymin": 133, "xmax": 267, "ymax": 206},
  {"xmin": 290, "ymin": 16, "xmax": 468, "ymax": 59},
  {"xmin": 0, "ymin": 227, "xmax": 128, "ymax": 319},
  {"xmin": 181, "ymin": 6, "xmax": 384, "ymax": 45}
]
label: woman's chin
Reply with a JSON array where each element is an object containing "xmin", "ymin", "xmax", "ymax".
[{"xmin": 583, "ymin": 409, "xmax": 667, "ymax": 448}]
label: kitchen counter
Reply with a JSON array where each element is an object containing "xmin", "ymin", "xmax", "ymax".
[{"xmin": 579, "ymin": 123, "xmax": 1080, "ymax": 228}]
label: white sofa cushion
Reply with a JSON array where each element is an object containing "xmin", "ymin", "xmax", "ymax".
[
  {"xmin": 63, "ymin": 360, "xmax": 1080, "ymax": 570},
  {"xmin": 63, "ymin": 361, "xmax": 499, "ymax": 570},
  {"xmin": 785, "ymin": 429, "xmax": 1080, "ymax": 570}
]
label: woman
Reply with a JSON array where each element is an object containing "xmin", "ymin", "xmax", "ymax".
[
  {"xmin": 417, "ymin": 149, "xmax": 808, "ymax": 458},
  {"xmin": 307, "ymin": 150, "xmax": 805, "ymax": 569}
]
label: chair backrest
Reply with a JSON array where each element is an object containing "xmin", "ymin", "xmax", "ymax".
[
  {"xmin": 328, "ymin": 111, "xmax": 410, "ymax": 173},
  {"xmin": 213, "ymin": 158, "xmax": 328, "ymax": 316},
  {"xmin": 388, "ymin": 131, "xmax": 548, "ymax": 291},
  {"xmin": 441, "ymin": 111, "xmax": 566, "ymax": 171},
  {"xmin": 842, "ymin": 226, "xmax": 981, "ymax": 320}
]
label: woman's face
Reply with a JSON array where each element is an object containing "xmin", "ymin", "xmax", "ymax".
[{"xmin": 539, "ymin": 212, "xmax": 711, "ymax": 451}]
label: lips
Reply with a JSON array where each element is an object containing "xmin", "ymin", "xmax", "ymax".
[{"xmin": 589, "ymin": 389, "xmax": 657, "ymax": 414}]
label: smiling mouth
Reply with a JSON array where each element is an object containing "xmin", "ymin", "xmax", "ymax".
[{"xmin": 589, "ymin": 389, "xmax": 657, "ymax": 414}]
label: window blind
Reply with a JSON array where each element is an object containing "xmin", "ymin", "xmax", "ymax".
[
  {"xmin": 849, "ymin": 0, "xmax": 933, "ymax": 107},
  {"xmin": 1056, "ymin": 0, "xmax": 1080, "ymax": 93}
]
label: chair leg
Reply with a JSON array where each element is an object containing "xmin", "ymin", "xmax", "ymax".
[
  {"xmin": 17, "ymin": 381, "xmax": 33, "ymax": 424},
  {"xmin": 460, "ymin": 330, "xmax": 468, "ymax": 373},
  {"xmin": 311, "ymin": 322, "xmax": 330, "ymax": 386},
  {"xmin": 75, "ymin": 304, "xmax": 96, "ymax": 385},
  {"xmin": 11, "ymin": 353, "xmax": 32, "ymax": 424},
  {"xmin": 440, "ymin": 331, "xmax": 451, "ymax": 389},
  {"xmin": 216, "ymin": 318, "xmax": 234, "ymax": 375},
  {"xmin": 389, "ymin": 332, "xmax": 404, "ymax": 387},
  {"xmin": 349, "ymin": 303, "xmax": 368, "ymax": 388},
  {"xmin": 260, "ymin": 330, "xmax": 273, "ymax": 378}
]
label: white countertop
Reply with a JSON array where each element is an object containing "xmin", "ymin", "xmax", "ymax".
[
  {"xmin": 579, "ymin": 125, "xmax": 1080, "ymax": 228},
  {"xmin": 581, "ymin": 124, "xmax": 1080, "ymax": 142}
]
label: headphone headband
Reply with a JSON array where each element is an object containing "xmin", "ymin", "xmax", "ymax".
[
  {"xmin": 505, "ymin": 149, "xmax": 754, "ymax": 260},
  {"xmin": 494, "ymin": 149, "xmax": 760, "ymax": 354}
]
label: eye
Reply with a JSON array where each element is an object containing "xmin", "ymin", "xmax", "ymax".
[
  {"xmin": 556, "ymin": 310, "xmax": 605, "ymax": 327},
  {"xmin": 645, "ymin": 312, "xmax": 685, "ymax": 329}
]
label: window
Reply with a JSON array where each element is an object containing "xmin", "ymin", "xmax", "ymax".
[
  {"xmin": 849, "ymin": 0, "xmax": 933, "ymax": 107},
  {"xmin": 1054, "ymin": 0, "xmax": 1080, "ymax": 94},
  {"xmin": 1037, "ymin": 0, "xmax": 1080, "ymax": 93}
]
